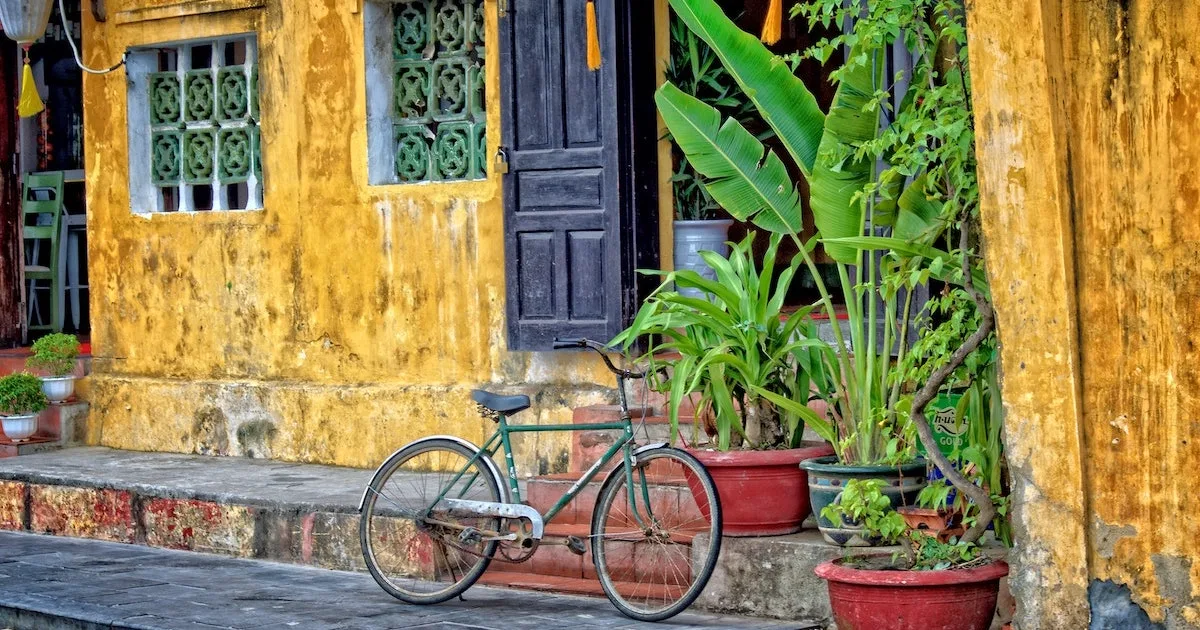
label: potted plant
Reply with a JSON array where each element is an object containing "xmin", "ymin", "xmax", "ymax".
[
  {"xmin": 659, "ymin": 0, "xmax": 948, "ymax": 546},
  {"xmin": 26, "ymin": 332, "xmax": 80, "ymax": 403},
  {"xmin": 663, "ymin": 10, "xmax": 765, "ymax": 298},
  {"xmin": 0, "ymin": 373, "xmax": 49, "ymax": 442},
  {"xmin": 612, "ymin": 231, "xmax": 835, "ymax": 536},
  {"xmin": 814, "ymin": 478, "xmax": 1009, "ymax": 630}
]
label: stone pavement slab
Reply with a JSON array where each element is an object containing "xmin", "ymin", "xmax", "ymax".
[{"xmin": 0, "ymin": 531, "xmax": 820, "ymax": 630}]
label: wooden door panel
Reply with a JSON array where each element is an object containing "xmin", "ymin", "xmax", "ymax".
[{"xmin": 501, "ymin": 0, "xmax": 625, "ymax": 350}]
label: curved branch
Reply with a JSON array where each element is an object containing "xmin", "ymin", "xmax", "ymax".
[{"xmin": 908, "ymin": 217, "xmax": 996, "ymax": 544}]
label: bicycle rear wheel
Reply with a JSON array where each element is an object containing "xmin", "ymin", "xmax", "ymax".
[
  {"xmin": 360, "ymin": 438, "xmax": 502, "ymax": 604},
  {"xmin": 590, "ymin": 446, "xmax": 722, "ymax": 621}
]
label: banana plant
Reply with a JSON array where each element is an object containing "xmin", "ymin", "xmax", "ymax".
[{"xmin": 655, "ymin": 0, "xmax": 949, "ymax": 465}]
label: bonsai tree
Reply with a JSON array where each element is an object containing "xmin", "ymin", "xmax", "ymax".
[
  {"xmin": 612, "ymin": 232, "xmax": 831, "ymax": 450},
  {"xmin": 0, "ymin": 373, "xmax": 49, "ymax": 416},
  {"xmin": 27, "ymin": 333, "xmax": 80, "ymax": 377}
]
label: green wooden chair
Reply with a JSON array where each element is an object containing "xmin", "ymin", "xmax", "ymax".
[{"xmin": 22, "ymin": 171, "xmax": 65, "ymax": 336}]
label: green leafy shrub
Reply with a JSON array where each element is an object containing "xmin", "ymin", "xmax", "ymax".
[
  {"xmin": 27, "ymin": 333, "xmax": 80, "ymax": 376},
  {"xmin": 823, "ymin": 478, "xmax": 983, "ymax": 570},
  {"xmin": 612, "ymin": 232, "xmax": 832, "ymax": 450},
  {"xmin": 0, "ymin": 373, "xmax": 49, "ymax": 415}
]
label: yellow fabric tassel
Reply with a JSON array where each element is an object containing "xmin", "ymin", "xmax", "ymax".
[
  {"xmin": 760, "ymin": 0, "xmax": 783, "ymax": 45},
  {"xmin": 18, "ymin": 57, "xmax": 44, "ymax": 118},
  {"xmin": 586, "ymin": 0, "xmax": 601, "ymax": 71}
]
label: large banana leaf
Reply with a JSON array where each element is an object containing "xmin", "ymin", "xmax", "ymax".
[
  {"xmin": 894, "ymin": 174, "xmax": 944, "ymax": 244},
  {"xmin": 656, "ymin": 83, "xmax": 804, "ymax": 235},
  {"xmin": 668, "ymin": 0, "xmax": 825, "ymax": 176},
  {"xmin": 808, "ymin": 46, "xmax": 881, "ymax": 264}
]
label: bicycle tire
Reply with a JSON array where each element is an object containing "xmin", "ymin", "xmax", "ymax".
[
  {"xmin": 360, "ymin": 438, "xmax": 503, "ymax": 604},
  {"xmin": 590, "ymin": 446, "xmax": 723, "ymax": 621}
]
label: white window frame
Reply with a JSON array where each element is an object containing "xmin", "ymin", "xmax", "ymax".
[{"xmin": 126, "ymin": 34, "xmax": 262, "ymax": 214}]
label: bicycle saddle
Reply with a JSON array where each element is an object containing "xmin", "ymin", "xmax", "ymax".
[{"xmin": 471, "ymin": 389, "xmax": 531, "ymax": 415}]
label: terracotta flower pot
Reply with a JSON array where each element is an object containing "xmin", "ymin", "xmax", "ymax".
[
  {"xmin": 688, "ymin": 442, "xmax": 834, "ymax": 536},
  {"xmin": 815, "ymin": 556, "xmax": 1009, "ymax": 630},
  {"xmin": 897, "ymin": 506, "xmax": 964, "ymax": 543}
]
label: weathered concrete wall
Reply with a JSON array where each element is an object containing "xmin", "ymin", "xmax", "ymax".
[
  {"xmin": 78, "ymin": 1, "xmax": 619, "ymax": 471},
  {"xmin": 968, "ymin": 0, "xmax": 1200, "ymax": 627}
]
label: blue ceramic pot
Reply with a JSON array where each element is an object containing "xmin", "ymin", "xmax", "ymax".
[{"xmin": 799, "ymin": 456, "xmax": 928, "ymax": 546}]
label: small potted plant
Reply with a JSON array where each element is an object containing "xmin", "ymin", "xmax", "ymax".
[
  {"xmin": 612, "ymin": 232, "xmax": 835, "ymax": 536},
  {"xmin": 814, "ymin": 479, "xmax": 1008, "ymax": 630},
  {"xmin": 0, "ymin": 373, "xmax": 49, "ymax": 442},
  {"xmin": 26, "ymin": 333, "xmax": 80, "ymax": 403}
]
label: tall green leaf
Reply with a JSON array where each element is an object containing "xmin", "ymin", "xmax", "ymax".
[
  {"xmin": 668, "ymin": 0, "xmax": 826, "ymax": 176},
  {"xmin": 895, "ymin": 174, "xmax": 944, "ymax": 244},
  {"xmin": 808, "ymin": 46, "xmax": 881, "ymax": 263},
  {"xmin": 656, "ymin": 83, "xmax": 803, "ymax": 235}
]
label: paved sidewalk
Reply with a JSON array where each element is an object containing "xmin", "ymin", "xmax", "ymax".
[{"xmin": 0, "ymin": 532, "xmax": 815, "ymax": 630}]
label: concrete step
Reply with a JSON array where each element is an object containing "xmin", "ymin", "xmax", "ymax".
[{"xmin": 0, "ymin": 446, "xmax": 1002, "ymax": 627}]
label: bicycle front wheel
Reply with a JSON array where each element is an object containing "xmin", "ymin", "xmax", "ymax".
[
  {"xmin": 360, "ymin": 438, "xmax": 502, "ymax": 604},
  {"xmin": 590, "ymin": 446, "xmax": 722, "ymax": 622}
]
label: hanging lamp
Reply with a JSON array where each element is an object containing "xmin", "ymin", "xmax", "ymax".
[
  {"xmin": 0, "ymin": 0, "xmax": 123, "ymax": 117},
  {"xmin": 0, "ymin": 0, "xmax": 54, "ymax": 117}
]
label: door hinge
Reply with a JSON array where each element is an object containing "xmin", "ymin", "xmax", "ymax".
[{"xmin": 496, "ymin": 0, "xmax": 508, "ymax": 18}]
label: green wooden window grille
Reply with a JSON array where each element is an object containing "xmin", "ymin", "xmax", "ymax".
[
  {"xmin": 391, "ymin": 0, "xmax": 486, "ymax": 183},
  {"xmin": 147, "ymin": 37, "xmax": 262, "ymax": 212}
]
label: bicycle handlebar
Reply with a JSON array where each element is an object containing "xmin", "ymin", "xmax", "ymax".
[{"xmin": 552, "ymin": 338, "xmax": 646, "ymax": 379}]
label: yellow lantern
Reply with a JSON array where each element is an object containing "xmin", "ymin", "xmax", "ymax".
[{"xmin": 0, "ymin": 0, "xmax": 54, "ymax": 117}]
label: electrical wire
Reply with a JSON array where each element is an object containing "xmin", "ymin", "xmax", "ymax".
[{"xmin": 58, "ymin": 0, "xmax": 124, "ymax": 74}]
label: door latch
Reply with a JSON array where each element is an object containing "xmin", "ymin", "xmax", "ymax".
[
  {"xmin": 496, "ymin": 0, "xmax": 508, "ymax": 18},
  {"xmin": 494, "ymin": 147, "xmax": 510, "ymax": 174}
]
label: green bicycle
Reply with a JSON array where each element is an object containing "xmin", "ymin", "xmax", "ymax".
[{"xmin": 359, "ymin": 338, "xmax": 722, "ymax": 621}]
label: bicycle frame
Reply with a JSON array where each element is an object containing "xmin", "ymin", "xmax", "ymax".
[{"xmin": 432, "ymin": 388, "xmax": 661, "ymax": 534}]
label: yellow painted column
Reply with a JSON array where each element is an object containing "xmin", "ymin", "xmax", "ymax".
[
  {"xmin": 655, "ymin": 0, "xmax": 674, "ymax": 269},
  {"xmin": 966, "ymin": 0, "xmax": 1090, "ymax": 627},
  {"xmin": 970, "ymin": 0, "xmax": 1200, "ymax": 626}
]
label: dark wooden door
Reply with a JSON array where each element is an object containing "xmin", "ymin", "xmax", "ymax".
[{"xmin": 499, "ymin": 0, "xmax": 635, "ymax": 350}]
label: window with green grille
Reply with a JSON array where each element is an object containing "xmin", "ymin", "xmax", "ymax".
[
  {"xmin": 366, "ymin": 0, "xmax": 487, "ymax": 185},
  {"xmin": 132, "ymin": 36, "xmax": 262, "ymax": 212}
]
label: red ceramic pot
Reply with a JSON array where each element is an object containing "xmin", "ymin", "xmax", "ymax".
[
  {"xmin": 815, "ymin": 556, "xmax": 1009, "ymax": 630},
  {"xmin": 688, "ymin": 442, "xmax": 834, "ymax": 536}
]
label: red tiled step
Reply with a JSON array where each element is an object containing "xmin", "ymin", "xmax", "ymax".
[
  {"xmin": 0, "ymin": 435, "xmax": 59, "ymax": 458},
  {"xmin": 524, "ymin": 465, "xmax": 695, "ymax": 527},
  {"xmin": 478, "ymin": 569, "xmax": 691, "ymax": 602},
  {"xmin": 0, "ymin": 402, "xmax": 89, "ymax": 458},
  {"xmin": 569, "ymin": 405, "xmax": 703, "ymax": 473}
]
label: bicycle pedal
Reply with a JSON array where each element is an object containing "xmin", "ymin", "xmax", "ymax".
[{"xmin": 566, "ymin": 535, "xmax": 586, "ymax": 556}]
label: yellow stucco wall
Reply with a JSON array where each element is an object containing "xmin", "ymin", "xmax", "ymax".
[
  {"xmin": 79, "ymin": 0, "xmax": 627, "ymax": 471},
  {"xmin": 969, "ymin": 0, "xmax": 1200, "ymax": 626}
]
